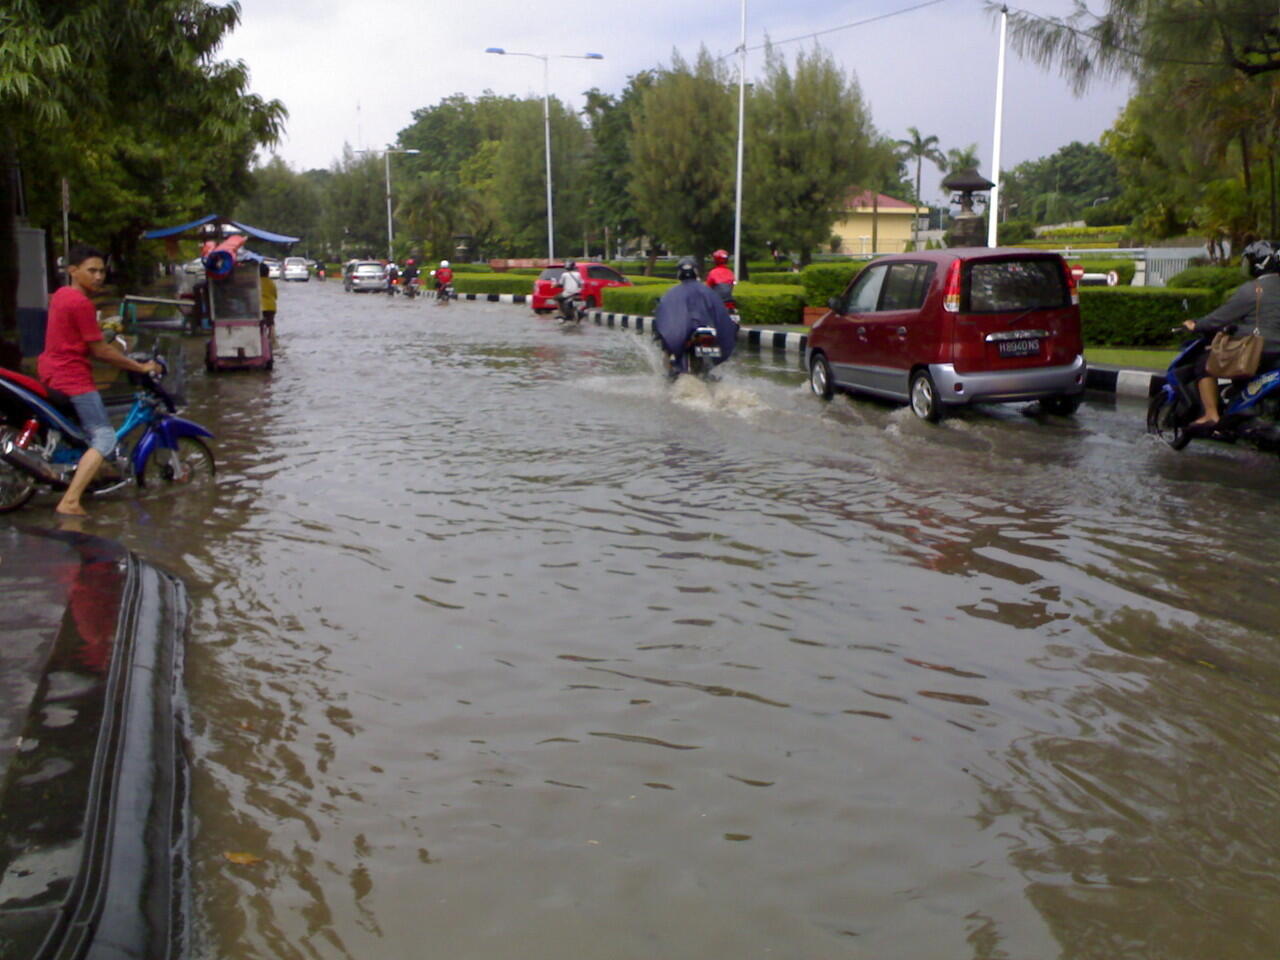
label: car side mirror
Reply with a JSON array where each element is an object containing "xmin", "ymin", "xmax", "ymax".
[{"xmin": 828, "ymin": 296, "xmax": 841, "ymax": 312}]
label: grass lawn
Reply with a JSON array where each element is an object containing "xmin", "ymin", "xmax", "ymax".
[{"xmin": 1085, "ymin": 347, "xmax": 1176, "ymax": 370}]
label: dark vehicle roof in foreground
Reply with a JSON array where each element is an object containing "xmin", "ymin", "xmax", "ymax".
[
  {"xmin": 0, "ymin": 527, "xmax": 190, "ymax": 959},
  {"xmin": 860, "ymin": 247, "xmax": 1067, "ymax": 267}
]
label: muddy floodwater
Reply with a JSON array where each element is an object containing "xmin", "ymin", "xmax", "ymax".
[{"xmin": 13, "ymin": 282, "xmax": 1280, "ymax": 958}]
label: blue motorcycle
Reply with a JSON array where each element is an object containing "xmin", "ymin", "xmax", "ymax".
[
  {"xmin": 0, "ymin": 358, "xmax": 215, "ymax": 512},
  {"xmin": 1146, "ymin": 330, "xmax": 1280, "ymax": 453}
]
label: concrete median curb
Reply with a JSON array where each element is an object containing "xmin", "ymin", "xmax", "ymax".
[{"xmin": 458, "ymin": 301, "xmax": 1164, "ymax": 398}]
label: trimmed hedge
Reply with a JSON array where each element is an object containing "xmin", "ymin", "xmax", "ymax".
[
  {"xmin": 748, "ymin": 271, "xmax": 803, "ymax": 286},
  {"xmin": 453, "ymin": 274, "xmax": 537, "ymax": 295},
  {"xmin": 733, "ymin": 283, "xmax": 804, "ymax": 325},
  {"xmin": 1165, "ymin": 265, "xmax": 1242, "ymax": 305},
  {"xmin": 600, "ymin": 280, "xmax": 802, "ymax": 325},
  {"xmin": 1078, "ymin": 287, "xmax": 1218, "ymax": 346},
  {"xmin": 451, "ymin": 263, "xmax": 495, "ymax": 273},
  {"xmin": 624, "ymin": 275, "xmax": 677, "ymax": 286},
  {"xmin": 800, "ymin": 262, "xmax": 864, "ymax": 307}
]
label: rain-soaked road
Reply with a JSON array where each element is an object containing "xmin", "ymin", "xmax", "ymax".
[{"xmin": 12, "ymin": 281, "xmax": 1280, "ymax": 958}]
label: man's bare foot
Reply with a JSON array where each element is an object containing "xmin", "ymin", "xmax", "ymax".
[{"xmin": 55, "ymin": 505, "xmax": 89, "ymax": 517}]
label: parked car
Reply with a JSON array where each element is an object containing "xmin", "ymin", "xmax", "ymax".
[
  {"xmin": 805, "ymin": 248, "xmax": 1086, "ymax": 421},
  {"xmin": 531, "ymin": 262, "xmax": 632, "ymax": 313},
  {"xmin": 345, "ymin": 260, "xmax": 389, "ymax": 293},
  {"xmin": 283, "ymin": 256, "xmax": 310, "ymax": 281},
  {"xmin": 263, "ymin": 258, "xmax": 282, "ymax": 279}
]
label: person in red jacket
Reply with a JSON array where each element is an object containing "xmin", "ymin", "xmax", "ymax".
[
  {"xmin": 706, "ymin": 248, "xmax": 735, "ymax": 305},
  {"xmin": 435, "ymin": 260, "xmax": 454, "ymax": 297},
  {"xmin": 38, "ymin": 245, "xmax": 162, "ymax": 516}
]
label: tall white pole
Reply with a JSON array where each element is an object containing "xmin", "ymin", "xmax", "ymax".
[
  {"xmin": 733, "ymin": 0, "xmax": 746, "ymax": 281},
  {"xmin": 385, "ymin": 150, "xmax": 394, "ymax": 263},
  {"xmin": 543, "ymin": 56, "xmax": 555, "ymax": 262},
  {"xmin": 987, "ymin": 5, "xmax": 1008, "ymax": 248}
]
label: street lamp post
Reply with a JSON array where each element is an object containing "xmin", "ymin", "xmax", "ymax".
[
  {"xmin": 485, "ymin": 46, "xmax": 603, "ymax": 262},
  {"xmin": 358, "ymin": 146, "xmax": 420, "ymax": 262}
]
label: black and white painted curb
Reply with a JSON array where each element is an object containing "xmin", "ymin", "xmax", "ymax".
[{"xmin": 452, "ymin": 296, "xmax": 1165, "ymax": 398}]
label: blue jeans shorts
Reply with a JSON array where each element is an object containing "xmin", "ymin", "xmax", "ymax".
[{"xmin": 70, "ymin": 391, "xmax": 117, "ymax": 456}]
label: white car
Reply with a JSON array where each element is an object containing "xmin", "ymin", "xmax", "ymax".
[
  {"xmin": 283, "ymin": 256, "xmax": 310, "ymax": 282},
  {"xmin": 264, "ymin": 259, "xmax": 282, "ymax": 280}
]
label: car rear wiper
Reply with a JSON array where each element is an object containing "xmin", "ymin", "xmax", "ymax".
[{"xmin": 1006, "ymin": 305, "xmax": 1042, "ymax": 325}]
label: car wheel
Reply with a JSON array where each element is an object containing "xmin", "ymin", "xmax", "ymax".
[
  {"xmin": 809, "ymin": 353, "xmax": 834, "ymax": 401},
  {"xmin": 1040, "ymin": 394, "xmax": 1082, "ymax": 416},
  {"xmin": 909, "ymin": 369, "xmax": 943, "ymax": 422}
]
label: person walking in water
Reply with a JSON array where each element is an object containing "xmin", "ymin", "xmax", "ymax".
[{"xmin": 38, "ymin": 245, "xmax": 162, "ymax": 516}]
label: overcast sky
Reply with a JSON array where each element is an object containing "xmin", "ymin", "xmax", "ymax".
[{"xmin": 219, "ymin": 0, "xmax": 1131, "ymax": 205}]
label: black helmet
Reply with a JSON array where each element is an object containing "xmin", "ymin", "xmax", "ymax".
[
  {"xmin": 1242, "ymin": 240, "xmax": 1280, "ymax": 277},
  {"xmin": 677, "ymin": 257, "xmax": 699, "ymax": 281},
  {"xmin": 564, "ymin": 260, "xmax": 576, "ymax": 269}
]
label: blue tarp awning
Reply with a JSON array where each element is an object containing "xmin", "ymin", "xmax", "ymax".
[{"xmin": 142, "ymin": 215, "xmax": 299, "ymax": 245}]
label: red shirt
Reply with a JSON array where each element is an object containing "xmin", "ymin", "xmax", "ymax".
[
  {"xmin": 707, "ymin": 265, "xmax": 735, "ymax": 287},
  {"xmin": 436, "ymin": 268, "xmax": 453, "ymax": 285},
  {"xmin": 38, "ymin": 286, "xmax": 103, "ymax": 396}
]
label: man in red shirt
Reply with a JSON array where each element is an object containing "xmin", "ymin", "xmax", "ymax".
[
  {"xmin": 706, "ymin": 248, "xmax": 736, "ymax": 304},
  {"xmin": 435, "ymin": 260, "xmax": 453, "ymax": 299},
  {"xmin": 38, "ymin": 245, "xmax": 162, "ymax": 516}
]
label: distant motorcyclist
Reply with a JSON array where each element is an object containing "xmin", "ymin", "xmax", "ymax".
[
  {"xmin": 385, "ymin": 260, "xmax": 399, "ymax": 294},
  {"xmin": 654, "ymin": 257, "xmax": 737, "ymax": 376},
  {"xmin": 435, "ymin": 260, "xmax": 453, "ymax": 297},
  {"xmin": 401, "ymin": 258, "xmax": 420, "ymax": 296},
  {"xmin": 1182, "ymin": 240, "xmax": 1280, "ymax": 430},
  {"xmin": 557, "ymin": 260, "xmax": 583, "ymax": 321},
  {"xmin": 706, "ymin": 248, "xmax": 736, "ymax": 307}
]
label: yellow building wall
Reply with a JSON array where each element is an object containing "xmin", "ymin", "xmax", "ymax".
[{"xmin": 831, "ymin": 210, "xmax": 922, "ymax": 255}]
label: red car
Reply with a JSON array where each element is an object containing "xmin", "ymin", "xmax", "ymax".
[
  {"xmin": 806, "ymin": 248, "xmax": 1086, "ymax": 421},
  {"xmin": 531, "ymin": 262, "xmax": 632, "ymax": 313}
]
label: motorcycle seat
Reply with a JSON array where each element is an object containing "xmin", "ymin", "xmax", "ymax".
[{"xmin": 0, "ymin": 367, "xmax": 76, "ymax": 417}]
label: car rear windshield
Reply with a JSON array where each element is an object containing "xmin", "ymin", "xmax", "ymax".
[
  {"xmin": 285, "ymin": 257, "xmax": 306, "ymax": 265},
  {"xmin": 538, "ymin": 268, "xmax": 563, "ymax": 281},
  {"xmin": 965, "ymin": 259, "xmax": 1068, "ymax": 313}
]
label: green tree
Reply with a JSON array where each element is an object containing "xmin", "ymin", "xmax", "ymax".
[
  {"xmin": 629, "ymin": 48, "xmax": 736, "ymax": 265},
  {"xmin": 744, "ymin": 45, "xmax": 880, "ymax": 266},
  {"xmin": 895, "ymin": 126, "xmax": 946, "ymax": 249},
  {"xmin": 945, "ymin": 144, "xmax": 982, "ymax": 174},
  {"xmin": 234, "ymin": 156, "xmax": 320, "ymax": 256},
  {"xmin": 583, "ymin": 74, "xmax": 653, "ymax": 257}
]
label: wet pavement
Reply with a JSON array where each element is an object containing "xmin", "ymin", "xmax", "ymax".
[{"xmin": 9, "ymin": 282, "xmax": 1280, "ymax": 958}]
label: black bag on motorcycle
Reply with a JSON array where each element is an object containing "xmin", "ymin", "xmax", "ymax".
[{"xmin": 1205, "ymin": 285, "xmax": 1265, "ymax": 378}]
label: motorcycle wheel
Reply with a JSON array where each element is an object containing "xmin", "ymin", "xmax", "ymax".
[
  {"xmin": 0, "ymin": 457, "xmax": 36, "ymax": 513},
  {"xmin": 138, "ymin": 437, "xmax": 216, "ymax": 490},
  {"xmin": 1147, "ymin": 395, "xmax": 1191, "ymax": 450}
]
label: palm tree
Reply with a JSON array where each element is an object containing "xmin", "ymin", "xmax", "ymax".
[
  {"xmin": 896, "ymin": 127, "xmax": 946, "ymax": 250},
  {"xmin": 945, "ymin": 144, "xmax": 982, "ymax": 174}
]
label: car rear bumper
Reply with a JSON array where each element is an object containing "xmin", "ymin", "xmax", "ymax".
[{"xmin": 931, "ymin": 355, "xmax": 1086, "ymax": 404}]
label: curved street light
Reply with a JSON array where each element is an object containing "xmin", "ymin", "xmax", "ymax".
[{"xmin": 485, "ymin": 47, "xmax": 604, "ymax": 262}]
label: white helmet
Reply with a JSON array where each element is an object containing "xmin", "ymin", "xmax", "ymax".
[{"xmin": 440, "ymin": 260, "xmax": 450, "ymax": 268}]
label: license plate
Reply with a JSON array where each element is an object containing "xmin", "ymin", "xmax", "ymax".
[
  {"xmin": 997, "ymin": 338, "xmax": 1040, "ymax": 357},
  {"xmin": 694, "ymin": 345, "xmax": 721, "ymax": 357}
]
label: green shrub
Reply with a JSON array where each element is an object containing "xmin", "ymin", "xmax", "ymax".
[
  {"xmin": 1165, "ymin": 265, "xmax": 1242, "ymax": 304},
  {"xmin": 997, "ymin": 220, "xmax": 1035, "ymax": 244},
  {"xmin": 1078, "ymin": 287, "xmax": 1217, "ymax": 346},
  {"xmin": 624, "ymin": 275, "xmax": 676, "ymax": 286},
  {"xmin": 746, "ymin": 271, "xmax": 803, "ymax": 285},
  {"xmin": 1068, "ymin": 259, "xmax": 1137, "ymax": 284},
  {"xmin": 450, "ymin": 263, "xmax": 494, "ymax": 273},
  {"xmin": 601, "ymin": 284, "xmax": 671, "ymax": 315},
  {"xmin": 1038, "ymin": 224, "xmax": 1128, "ymax": 242},
  {"xmin": 453, "ymin": 274, "xmax": 537, "ymax": 295},
  {"xmin": 801, "ymin": 262, "xmax": 864, "ymax": 307},
  {"xmin": 733, "ymin": 283, "xmax": 805, "ymax": 325}
]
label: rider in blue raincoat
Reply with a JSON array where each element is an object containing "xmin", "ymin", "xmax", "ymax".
[{"xmin": 654, "ymin": 257, "xmax": 738, "ymax": 376}]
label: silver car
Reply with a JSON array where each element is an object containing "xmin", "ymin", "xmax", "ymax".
[
  {"xmin": 283, "ymin": 256, "xmax": 309, "ymax": 282},
  {"xmin": 345, "ymin": 261, "xmax": 388, "ymax": 293}
]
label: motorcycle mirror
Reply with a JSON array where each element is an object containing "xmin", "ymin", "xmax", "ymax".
[
  {"xmin": 1181, "ymin": 298, "xmax": 1189, "ymax": 312},
  {"xmin": 827, "ymin": 297, "xmax": 841, "ymax": 312}
]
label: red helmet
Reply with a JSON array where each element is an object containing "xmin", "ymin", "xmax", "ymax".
[
  {"xmin": 406, "ymin": 258, "xmax": 415, "ymax": 265},
  {"xmin": 712, "ymin": 249, "xmax": 729, "ymax": 264}
]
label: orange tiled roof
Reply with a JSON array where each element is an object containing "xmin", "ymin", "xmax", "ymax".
[{"xmin": 845, "ymin": 190, "xmax": 919, "ymax": 210}]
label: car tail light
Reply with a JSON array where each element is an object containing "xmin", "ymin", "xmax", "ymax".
[
  {"xmin": 942, "ymin": 260, "xmax": 961, "ymax": 313},
  {"xmin": 1067, "ymin": 265, "xmax": 1081, "ymax": 305}
]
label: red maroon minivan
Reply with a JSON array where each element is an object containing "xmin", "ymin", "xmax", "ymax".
[{"xmin": 806, "ymin": 248, "xmax": 1086, "ymax": 420}]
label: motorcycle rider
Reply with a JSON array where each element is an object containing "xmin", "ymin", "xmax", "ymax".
[
  {"xmin": 654, "ymin": 257, "xmax": 737, "ymax": 377},
  {"xmin": 37, "ymin": 244, "xmax": 162, "ymax": 516},
  {"xmin": 402, "ymin": 258, "xmax": 420, "ymax": 296},
  {"xmin": 435, "ymin": 260, "xmax": 453, "ymax": 300},
  {"xmin": 385, "ymin": 260, "xmax": 399, "ymax": 295},
  {"xmin": 557, "ymin": 260, "xmax": 583, "ymax": 321},
  {"xmin": 1183, "ymin": 240, "xmax": 1280, "ymax": 430},
  {"xmin": 706, "ymin": 248, "xmax": 736, "ymax": 306}
]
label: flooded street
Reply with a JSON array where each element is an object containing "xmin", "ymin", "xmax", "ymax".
[{"xmin": 12, "ymin": 281, "xmax": 1280, "ymax": 958}]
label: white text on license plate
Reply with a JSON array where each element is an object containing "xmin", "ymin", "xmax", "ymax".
[
  {"xmin": 998, "ymin": 338, "xmax": 1040, "ymax": 357},
  {"xmin": 695, "ymin": 346, "xmax": 721, "ymax": 357}
]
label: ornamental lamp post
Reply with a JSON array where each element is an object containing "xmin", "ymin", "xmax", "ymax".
[{"xmin": 485, "ymin": 46, "xmax": 603, "ymax": 262}]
